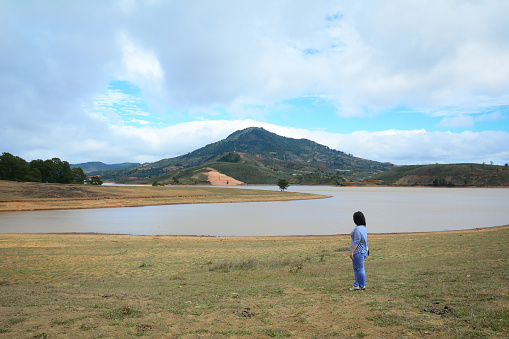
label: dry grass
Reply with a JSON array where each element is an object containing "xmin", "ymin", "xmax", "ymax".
[
  {"xmin": 0, "ymin": 180, "xmax": 329, "ymax": 211},
  {"xmin": 0, "ymin": 226, "xmax": 508, "ymax": 338}
]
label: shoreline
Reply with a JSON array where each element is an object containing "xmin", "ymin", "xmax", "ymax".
[
  {"xmin": 0, "ymin": 194, "xmax": 329, "ymax": 213},
  {"xmin": 1, "ymin": 224, "xmax": 507, "ymax": 239},
  {"xmin": 2, "ymin": 180, "xmax": 507, "ymax": 213},
  {"xmin": 0, "ymin": 180, "xmax": 330, "ymax": 212}
]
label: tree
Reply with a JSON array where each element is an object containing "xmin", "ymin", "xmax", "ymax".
[
  {"xmin": 29, "ymin": 159, "xmax": 47, "ymax": 182},
  {"xmin": 51, "ymin": 158, "xmax": 73, "ymax": 184},
  {"xmin": 72, "ymin": 167, "xmax": 86, "ymax": 184},
  {"xmin": 0, "ymin": 153, "xmax": 83, "ymax": 184},
  {"xmin": 0, "ymin": 152, "xmax": 29, "ymax": 181},
  {"xmin": 29, "ymin": 158, "xmax": 73, "ymax": 183},
  {"xmin": 218, "ymin": 152, "xmax": 241, "ymax": 163},
  {"xmin": 89, "ymin": 176, "xmax": 103, "ymax": 185},
  {"xmin": 277, "ymin": 179, "xmax": 290, "ymax": 191}
]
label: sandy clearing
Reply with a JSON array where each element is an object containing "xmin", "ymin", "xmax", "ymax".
[{"xmin": 204, "ymin": 169, "xmax": 244, "ymax": 186}]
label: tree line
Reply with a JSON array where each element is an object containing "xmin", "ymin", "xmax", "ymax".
[{"xmin": 0, "ymin": 152, "xmax": 86, "ymax": 184}]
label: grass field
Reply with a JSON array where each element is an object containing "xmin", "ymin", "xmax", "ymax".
[
  {"xmin": 0, "ymin": 226, "xmax": 507, "ymax": 338},
  {"xmin": 0, "ymin": 180, "xmax": 328, "ymax": 212}
]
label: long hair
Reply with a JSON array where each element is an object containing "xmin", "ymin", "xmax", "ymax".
[{"xmin": 353, "ymin": 211, "xmax": 366, "ymax": 226}]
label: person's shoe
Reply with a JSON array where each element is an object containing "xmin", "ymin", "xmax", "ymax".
[
  {"xmin": 349, "ymin": 286, "xmax": 360, "ymax": 291},
  {"xmin": 359, "ymin": 286, "xmax": 366, "ymax": 290}
]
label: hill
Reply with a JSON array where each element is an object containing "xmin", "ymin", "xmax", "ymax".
[
  {"xmin": 373, "ymin": 163, "xmax": 509, "ymax": 186},
  {"xmin": 71, "ymin": 161, "xmax": 140, "ymax": 174},
  {"xmin": 96, "ymin": 127, "xmax": 394, "ymax": 184}
]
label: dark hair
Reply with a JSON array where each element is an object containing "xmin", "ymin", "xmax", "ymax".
[{"xmin": 353, "ymin": 211, "xmax": 366, "ymax": 226}]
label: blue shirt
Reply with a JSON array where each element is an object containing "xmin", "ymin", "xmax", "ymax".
[{"xmin": 350, "ymin": 225, "xmax": 368, "ymax": 254}]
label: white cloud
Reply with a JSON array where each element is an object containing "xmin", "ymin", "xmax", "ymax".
[
  {"xmin": 117, "ymin": 32, "xmax": 164, "ymax": 91},
  {"xmin": 476, "ymin": 111, "xmax": 506, "ymax": 123},
  {"xmin": 438, "ymin": 115, "xmax": 475, "ymax": 129},
  {"xmin": 3, "ymin": 1, "xmax": 509, "ymax": 118},
  {"xmin": 5, "ymin": 114, "xmax": 508, "ymax": 166},
  {"xmin": 86, "ymin": 88, "xmax": 151, "ymax": 126},
  {"xmin": 2, "ymin": 1, "xmax": 509, "ymax": 167},
  {"xmin": 275, "ymin": 127, "xmax": 509, "ymax": 165}
]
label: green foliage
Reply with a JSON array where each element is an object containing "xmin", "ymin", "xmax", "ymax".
[
  {"xmin": 0, "ymin": 152, "xmax": 84, "ymax": 184},
  {"xmin": 374, "ymin": 163, "xmax": 509, "ymax": 186},
  {"xmin": 277, "ymin": 178, "xmax": 290, "ymax": 191},
  {"xmin": 71, "ymin": 161, "xmax": 140, "ymax": 173},
  {"xmin": 72, "ymin": 167, "xmax": 86, "ymax": 184},
  {"xmin": 432, "ymin": 178, "xmax": 454, "ymax": 187},
  {"xmin": 0, "ymin": 152, "xmax": 29, "ymax": 181},
  {"xmin": 293, "ymin": 173, "xmax": 345, "ymax": 185},
  {"xmin": 260, "ymin": 328, "xmax": 292, "ymax": 337},
  {"xmin": 88, "ymin": 176, "xmax": 103, "ymax": 185},
  {"xmin": 217, "ymin": 152, "xmax": 241, "ymax": 163}
]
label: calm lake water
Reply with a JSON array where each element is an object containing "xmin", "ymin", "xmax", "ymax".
[{"xmin": 0, "ymin": 186, "xmax": 508, "ymax": 236}]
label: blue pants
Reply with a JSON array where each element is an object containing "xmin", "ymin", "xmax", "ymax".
[{"xmin": 352, "ymin": 252, "xmax": 367, "ymax": 288}]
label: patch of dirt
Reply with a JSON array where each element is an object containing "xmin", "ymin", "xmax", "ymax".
[
  {"xmin": 203, "ymin": 170, "xmax": 244, "ymax": 186},
  {"xmin": 424, "ymin": 302, "xmax": 454, "ymax": 317},
  {"xmin": 234, "ymin": 307, "xmax": 255, "ymax": 318}
]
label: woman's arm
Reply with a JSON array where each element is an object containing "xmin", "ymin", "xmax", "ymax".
[{"xmin": 350, "ymin": 244, "xmax": 357, "ymax": 260}]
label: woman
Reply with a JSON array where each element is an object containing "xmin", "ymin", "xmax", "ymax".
[{"xmin": 349, "ymin": 211, "xmax": 368, "ymax": 291}]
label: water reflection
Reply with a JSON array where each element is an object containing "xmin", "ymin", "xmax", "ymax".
[{"xmin": 0, "ymin": 186, "xmax": 508, "ymax": 236}]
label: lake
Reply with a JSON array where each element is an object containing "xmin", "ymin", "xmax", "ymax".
[{"xmin": 0, "ymin": 186, "xmax": 508, "ymax": 236}]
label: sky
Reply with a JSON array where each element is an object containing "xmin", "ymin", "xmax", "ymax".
[{"xmin": 2, "ymin": 0, "xmax": 509, "ymax": 166}]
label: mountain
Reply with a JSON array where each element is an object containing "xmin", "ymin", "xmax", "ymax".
[
  {"xmin": 373, "ymin": 163, "xmax": 509, "ymax": 186},
  {"xmin": 97, "ymin": 127, "xmax": 394, "ymax": 184},
  {"xmin": 71, "ymin": 161, "xmax": 140, "ymax": 174}
]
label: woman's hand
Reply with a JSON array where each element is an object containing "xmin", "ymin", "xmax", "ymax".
[{"xmin": 350, "ymin": 244, "xmax": 357, "ymax": 260}]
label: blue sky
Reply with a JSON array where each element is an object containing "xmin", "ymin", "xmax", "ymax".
[
  {"xmin": 108, "ymin": 80, "xmax": 508, "ymax": 133},
  {"xmin": 2, "ymin": 0, "xmax": 509, "ymax": 165}
]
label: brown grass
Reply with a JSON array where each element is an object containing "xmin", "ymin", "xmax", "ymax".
[
  {"xmin": 0, "ymin": 226, "xmax": 508, "ymax": 338},
  {"xmin": 0, "ymin": 180, "xmax": 329, "ymax": 212}
]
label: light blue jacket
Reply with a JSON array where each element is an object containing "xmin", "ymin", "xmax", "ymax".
[{"xmin": 350, "ymin": 225, "xmax": 368, "ymax": 254}]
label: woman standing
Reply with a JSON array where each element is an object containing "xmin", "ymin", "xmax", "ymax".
[{"xmin": 349, "ymin": 211, "xmax": 368, "ymax": 291}]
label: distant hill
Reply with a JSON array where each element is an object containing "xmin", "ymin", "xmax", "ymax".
[
  {"xmin": 96, "ymin": 127, "xmax": 394, "ymax": 184},
  {"xmin": 373, "ymin": 163, "xmax": 509, "ymax": 186},
  {"xmin": 71, "ymin": 161, "xmax": 140, "ymax": 174}
]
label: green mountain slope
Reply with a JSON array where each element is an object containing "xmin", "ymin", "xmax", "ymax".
[
  {"xmin": 97, "ymin": 127, "xmax": 394, "ymax": 184},
  {"xmin": 71, "ymin": 161, "xmax": 140, "ymax": 174},
  {"xmin": 151, "ymin": 162, "xmax": 288, "ymax": 185},
  {"xmin": 373, "ymin": 163, "xmax": 509, "ymax": 186}
]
